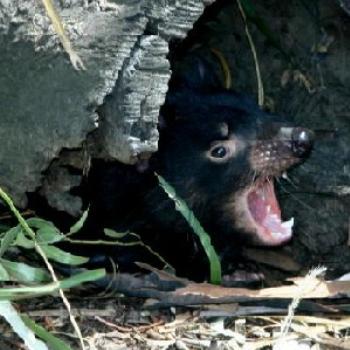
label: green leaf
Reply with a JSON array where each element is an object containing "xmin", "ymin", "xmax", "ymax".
[
  {"xmin": 157, "ymin": 175, "xmax": 222, "ymax": 284},
  {"xmin": 0, "ymin": 268, "xmax": 106, "ymax": 300},
  {"xmin": 26, "ymin": 218, "xmax": 64, "ymax": 243},
  {"xmin": 40, "ymin": 245, "xmax": 89, "ymax": 265},
  {"xmin": 26, "ymin": 218, "xmax": 56, "ymax": 230},
  {"xmin": 0, "ymin": 301, "xmax": 48, "ymax": 350},
  {"xmin": 1, "ymin": 259, "xmax": 50, "ymax": 283},
  {"xmin": 0, "ymin": 262, "xmax": 10, "ymax": 280},
  {"xmin": 68, "ymin": 208, "xmax": 89, "ymax": 236},
  {"xmin": 14, "ymin": 231, "xmax": 35, "ymax": 249},
  {"xmin": 37, "ymin": 226, "xmax": 63, "ymax": 244},
  {"xmin": 58, "ymin": 268, "xmax": 106, "ymax": 289},
  {"xmin": 104, "ymin": 228, "xmax": 129, "ymax": 239},
  {"xmin": 21, "ymin": 315, "xmax": 72, "ymax": 350},
  {"xmin": 0, "ymin": 226, "xmax": 22, "ymax": 257}
]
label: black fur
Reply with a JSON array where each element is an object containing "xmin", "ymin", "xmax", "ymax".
[{"xmin": 82, "ymin": 55, "xmax": 313, "ymax": 281}]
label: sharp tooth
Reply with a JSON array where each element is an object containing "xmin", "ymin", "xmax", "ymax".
[
  {"xmin": 267, "ymin": 205, "xmax": 271, "ymax": 213},
  {"xmin": 282, "ymin": 172, "xmax": 288, "ymax": 179},
  {"xmin": 281, "ymin": 217, "xmax": 294, "ymax": 229},
  {"xmin": 271, "ymin": 231, "xmax": 283, "ymax": 239}
]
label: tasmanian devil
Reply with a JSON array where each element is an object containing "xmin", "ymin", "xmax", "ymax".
[{"xmin": 84, "ymin": 54, "xmax": 314, "ymax": 281}]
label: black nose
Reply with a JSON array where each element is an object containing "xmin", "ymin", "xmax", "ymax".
[{"xmin": 291, "ymin": 127, "xmax": 314, "ymax": 157}]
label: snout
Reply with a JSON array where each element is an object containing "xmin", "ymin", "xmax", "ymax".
[
  {"xmin": 250, "ymin": 126, "xmax": 314, "ymax": 177},
  {"xmin": 291, "ymin": 127, "xmax": 314, "ymax": 158},
  {"xmin": 278, "ymin": 126, "xmax": 314, "ymax": 158}
]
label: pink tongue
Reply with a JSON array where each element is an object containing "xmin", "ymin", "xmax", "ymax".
[
  {"xmin": 247, "ymin": 190, "xmax": 267, "ymax": 223},
  {"xmin": 247, "ymin": 181, "xmax": 282, "ymax": 230}
]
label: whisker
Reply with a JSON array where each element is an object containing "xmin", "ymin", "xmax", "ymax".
[
  {"xmin": 281, "ymin": 172, "xmax": 299, "ymax": 189},
  {"xmin": 250, "ymin": 169, "xmax": 257, "ymax": 187},
  {"xmin": 266, "ymin": 176, "xmax": 274, "ymax": 197},
  {"xmin": 278, "ymin": 182, "xmax": 315, "ymax": 211},
  {"xmin": 292, "ymin": 163, "xmax": 310, "ymax": 175}
]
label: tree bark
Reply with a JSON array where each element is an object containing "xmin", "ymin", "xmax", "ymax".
[{"xmin": 0, "ymin": 0, "xmax": 214, "ymax": 215}]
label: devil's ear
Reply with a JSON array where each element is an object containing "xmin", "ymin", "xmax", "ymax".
[
  {"xmin": 169, "ymin": 52, "xmax": 225, "ymax": 92},
  {"xmin": 160, "ymin": 52, "xmax": 224, "ymax": 127}
]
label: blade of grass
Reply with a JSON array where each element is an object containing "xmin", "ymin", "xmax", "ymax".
[
  {"xmin": 40, "ymin": 0, "xmax": 85, "ymax": 70},
  {"xmin": 0, "ymin": 300, "xmax": 48, "ymax": 350},
  {"xmin": 236, "ymin": 0, "xmax": 264, "ymax": 107},
  {"xmin": 239, "ymin": 0, "xmax": 293, "ymax": 64},
  {"xmin": 66, "ymin": 208, "xmax": 89, "ymax": 237},
  {"xmin": 22, "ymin": 314, "xmax": 73, "ymax": 350},
  {"xmin": 0, "ymin": 269, "xmax": 105, "ymax": 300},
  {"xmin": 157, "ymin": 175, "xmax": 222, "ymax": 284}
]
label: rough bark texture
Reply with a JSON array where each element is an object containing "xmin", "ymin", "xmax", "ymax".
[{"xmin": 0, "ymin": 0, "xmax": 213, "ymax": 215}]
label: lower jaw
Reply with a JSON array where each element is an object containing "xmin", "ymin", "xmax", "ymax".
[{"xmin": 232, "ymin": 181, "xmax": 294, "ymax": 246}]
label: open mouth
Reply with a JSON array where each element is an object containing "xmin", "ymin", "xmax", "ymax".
[{"xmin": 246, "ymin": 179, "xmax": 294, "ymax": 245}]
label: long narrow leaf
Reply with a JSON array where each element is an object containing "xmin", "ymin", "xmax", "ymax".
[
  {"xmin": 0, "ymin": 263, "xmax": 10, "ymax": 280},
  {"xmin": 0, "ymin": 226, "xmax": 22, "ymax": 257},
  {"xmin": 40, "ymin": 245, "xmax": 89, "ymax": 265},
  {"xmin": 67, "ymin": 208, "xmax": 89, "ymax": 236},
  {"xmin": 240, "ymin": 0, "xmax": 292, "ymax": 62},
  {"xmin": 0, "ymin": 269, "xmax": 105, "ymax": 300},
  {"xmin": 0, "ymin": 300, "xmax": 48, "ymax": 350},
  {"xmin": 21, "ymin": 314, "xmax": 72, "ymax": 350},
  {"xmin": 1, "ymin": 259, "xmax": 50, "ymax": 283},
  {"xmin": 157, "ymin": 175, "xmax": 222, "ymax": 284}
]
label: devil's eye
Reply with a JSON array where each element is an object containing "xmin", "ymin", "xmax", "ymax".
[{"xmin": 210, "ymin": 146, "xmax": 227, "ymax": 158}]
